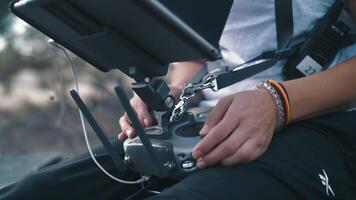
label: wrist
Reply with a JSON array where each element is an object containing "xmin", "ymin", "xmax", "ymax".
[
  {"xmin": 169, "ymin": 84, "xmax": 185, "ymax": 101},
  {"xmin": 257, "ymin": 80, "xmax": 291, "ymax": 131},
  {"xmin": 257, "ymin": 88, "xmax": 280, "ymax": 130}
]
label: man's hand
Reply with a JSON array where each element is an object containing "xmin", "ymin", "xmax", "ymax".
[
  {"xmin": 117, "ymin": 84, "xmax": 185, "ymax": 141},
  {"xmin": 118, "ymin": 93, "xmax": 153, "ymax": 141},
  {"xmin": 192, "ymin": 89, "xmax": 279, "ymax": 168},
  {"xmin": 118, "ymin": 60, "xmax": 205, "ymax": 141}
]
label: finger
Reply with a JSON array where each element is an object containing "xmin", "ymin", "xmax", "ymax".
[
  {"xmin": 130, "ymin": 98, "xmax": 152, "ymax": 127},
  {"xmin": 193, "ymin": 104, "xmax": 240, "ymax": 159},
  {"xmin": 119, "ymin": 113, "xmax": 136, "ymax": 138},
  {"xmin": 197, "ymin": 127, "xmax": 249, "ymax": 168},
  {"xmin": 118, "ymin": 132, "xmax": 128, "ymax": 141},
  {"xmin": 200, "ymin": 96, "xmax": 233, "ymax": 136},
  {"xmin": 135, "ymin": 102, "xmax": 153, "ymax": 127},
  {"xmin": 220, "ymin": 138, "xmax": 257, "ymax": 166}
]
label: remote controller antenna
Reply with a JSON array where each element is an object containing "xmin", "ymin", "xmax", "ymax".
[
  {"xmin": 70, "ymin": 90, "xmax": 127, "ymax": 172},
  {"xmin": 49, "ymin": 38, "xmax": 148, "ymax": 184},
  {"xmin": 69, "ymin": 89, "xmax": 149, "ymax": 184},
  {"xmin": 114, "ymin": 86, "xmax": 164, "ymax": 177}
]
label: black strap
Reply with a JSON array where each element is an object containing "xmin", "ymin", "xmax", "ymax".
[
  {"xmin": 190, "ymin": 0, "xmax": 294, "ymax": 90},
  {"xmin": 214, "ymin": 58, "xmax": 279, "ymax": 89},
  {"xmin": 275, "ymin": 0, "xmax": 294, "ymax": 49}
]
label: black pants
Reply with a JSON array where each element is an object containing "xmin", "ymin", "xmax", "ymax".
[{"xmin": 1, "ymin": 111, "xmax": 356, "ymax": 200}]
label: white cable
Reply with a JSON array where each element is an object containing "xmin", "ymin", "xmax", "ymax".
[
  {"xmin": 147, "ymin": 190, "xmax": 161, "ymax": 195},
  {"xmin": 48, "ymin": 39, "xmax": 147, "ymax": 184}
]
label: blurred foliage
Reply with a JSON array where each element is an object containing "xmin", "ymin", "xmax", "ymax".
[
  {"xmin": 0, "ymin": 0, "xmax": 54, "ymax": 85},
  {"xmin": 0, "ymin": 1, "xmax": 131, "ymax": 158}
]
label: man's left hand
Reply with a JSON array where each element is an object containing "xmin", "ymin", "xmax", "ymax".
[{"xmin": 192, "ymin": 89, "xmax": 279, "ymax": 168}]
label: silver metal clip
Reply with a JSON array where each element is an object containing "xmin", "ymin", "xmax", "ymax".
[{"xmin": 170, "ymin": 75, "xmax": 218, "ymax": 121}]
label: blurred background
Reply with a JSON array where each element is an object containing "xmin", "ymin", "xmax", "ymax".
[{"xmin": 0, "ymin": 1, "xmax": 133, "ymax": 187}]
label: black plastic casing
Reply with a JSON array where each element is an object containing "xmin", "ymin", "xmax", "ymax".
[
  {"xmin": 123, "ymin": 107, "xmax": 211, "ymax": 178},
  {"xmin": 10, "ymin": 0, "xmax": 233, "ymax": 81}
]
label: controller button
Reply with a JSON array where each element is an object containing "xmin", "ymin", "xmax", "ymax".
[{"xmin": 182, "ymin": 160, "xmax": 195, "ymax": 169}]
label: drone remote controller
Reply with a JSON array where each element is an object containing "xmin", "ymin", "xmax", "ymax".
[{"xmin": 70, "ymin": 85, "xmax": 212, "ymax": 178}]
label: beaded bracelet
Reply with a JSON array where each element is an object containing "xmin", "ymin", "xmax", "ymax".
[
  {"xmin": 257, "ymin": 81, "xmax": 287, "ymax": 131},
  {"xmin": 267, "ymin": 80, "xmax": 291, "ymax": 124}
]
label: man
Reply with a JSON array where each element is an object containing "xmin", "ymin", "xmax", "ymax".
[{"xmin": 1, "ymin": 0, "xmax": 356, "ymax": 199}]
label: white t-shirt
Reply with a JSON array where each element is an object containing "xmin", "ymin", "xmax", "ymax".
[{"xmin": 200, "ymin": 0, "xmax": 356, "ymax": 107}]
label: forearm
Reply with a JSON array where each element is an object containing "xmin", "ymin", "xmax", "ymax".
[
  {"xmin": 283, "ymin": 57, "xmax": 356, "ymax": 121},
  {"xmin": 167, "ymin": 60, "xmax": 205, "ymax": 98}
]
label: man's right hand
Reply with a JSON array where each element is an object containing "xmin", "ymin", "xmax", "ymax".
[
  {"xmin": 117, "ymin": 85, "xmax": 182, "ymax": 141},
  {"xmin": 118, "ymin": 93, "xmax": 152, "ymax": 141},
  {"xmin": 118, "ymin": 60, "xmax": 205, "ymax": 141}
]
